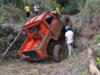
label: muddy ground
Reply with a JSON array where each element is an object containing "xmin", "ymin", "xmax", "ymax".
[
  {"xmin": 0, "ymin": 50, "xmax": 90, "ymax": 75},
  {"xmin": 0, "ymin": 15, "xmax": 91, "ymax": 75}
]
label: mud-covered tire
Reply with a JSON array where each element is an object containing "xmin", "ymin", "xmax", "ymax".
[{"xmin": 53, "ymin": 44, "xmax": 64, "ymax": 62}]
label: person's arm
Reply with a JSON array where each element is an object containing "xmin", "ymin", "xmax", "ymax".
[
  {"xmin": 65, "ymin": 32, "xmax": 67, "ymax": 44},
  {"xmin": 65, "ymin": 38, "xmax": 67, "ymax": 44},
  {"xmin": 72, "ymin": 31, "xmax": 75, "ymax": 43}
]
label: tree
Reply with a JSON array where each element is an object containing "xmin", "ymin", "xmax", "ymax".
[{"xmin": 56, "ymin": 0, "xmax": 68, "ymax": 6}]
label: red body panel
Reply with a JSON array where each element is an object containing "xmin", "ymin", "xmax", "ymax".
[
  {"xmin": 24, "ymin": 12, "xmax": 48, "ymax": 26},
  {"xmin": 18, "ymin": 37, "xmax": 42, "ymax": 54},
  {"xmin": 17, "ymin": 12, "xmax": 62, "ymax": 59},
  {"xmin": 18, "ymin": 12, "xmax": 50, "ymax": 58}
]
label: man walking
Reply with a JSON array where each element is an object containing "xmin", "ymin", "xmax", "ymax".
[{"xmin": 65, "ymin": 26, "xmax": 74, "ymax": 56}]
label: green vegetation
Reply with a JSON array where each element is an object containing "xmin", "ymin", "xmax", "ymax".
[
  {"xmin": 80, "ymin": 68, "xmax": 88, "ymax": 74},
  {"xmin": 90, "ymin": 0, "xmax": 100, "ymax": 12},
  {"xmin": 91, "ymin": 35, "xmax": 100, "ymax": 46},
  {"xmin": 81, "ymin": 0, "xmax": 100, "ymax": 14},
  {"xmin": 60, "ymin": 0, "xmax": 86, "ymax": 14},
  {"xmin": 0, "ymin": 0, "xmax": 86, "ymax": 13},
  {"xmin": 95, "ymin": 57, "xmax": 100, "ymax": 65},
  {"xmin": 90, "ymin": 35, "xmax": 100, "ymax": 69},
  {"xmin": 95, "ymin": 35, "xmax": 100, "ymax": 42},
  {"xmin": 0, "ymin": 7, "xmax": 6, "ymax": 22},
  {"xmin": 60, "ymin": 0, "xmax": 78, "ymax": 14},
  {"xmin": 0, "ymin": 0, "xmax": 24, "ymax": 8},
  {"xmin": 0, "ymin": 0, "xmax": 87, "ymax": 23}
]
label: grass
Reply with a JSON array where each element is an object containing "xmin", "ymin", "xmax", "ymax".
[
  {"xmin": 91, "ymin": 35, "xmax": 100, "ymax": 48},
  {"xmin": 95, "ymin": 35, "xmax": 100, "ymax": 42},
  {"xmin": 80, "ymin": 68, "xmax": 88, "ymax": 74},
  {"xmin": 95, "ymin": 57, "xmax": 100, "ymax": 65}
]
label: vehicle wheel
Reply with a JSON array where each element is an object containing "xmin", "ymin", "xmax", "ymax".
[{"xmin": 53, "ymin": 44, "xmax": 65, "ymax": 62}]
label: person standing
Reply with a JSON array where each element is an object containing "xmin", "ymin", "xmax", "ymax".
[
  {"xmin": 33, "ymin": 3, "xmax": 40, "ymax": 15},
  {"xmin": 65, "ymin": 26, "xmax": 74, "ymax": 56},
  {"xmin": 25, "ymin": 4, "xmax": 31, "ymax": 18}
]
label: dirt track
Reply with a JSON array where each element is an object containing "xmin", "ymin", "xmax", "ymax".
[{"xmin": 0, "ymin": 50, "xmax": 90, "ymax": 75}]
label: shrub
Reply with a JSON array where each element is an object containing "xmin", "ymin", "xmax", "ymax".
[
  {"xmin": 82, "ymin": 0, "xmax": 100, "ymax": 13},
  {"xmin": 95, "ymin": 35, "xmax": 100, "ymax": 42},
  {"xmin": 60, "ymin": 0, "xmax": 86, "ymax": 14},
  {"xmin": 0, "ymin": 7, "xmax": 7, "ymax": 23}
]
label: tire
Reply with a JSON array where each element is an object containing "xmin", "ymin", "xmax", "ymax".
[{"xmin": 53, "ymin": 44, "xmax": 65, "ymax": 62}]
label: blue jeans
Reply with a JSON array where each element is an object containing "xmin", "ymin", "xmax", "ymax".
[{"xmin": 67, "ymin": 43, "xmax": 73, "ymax": 56}]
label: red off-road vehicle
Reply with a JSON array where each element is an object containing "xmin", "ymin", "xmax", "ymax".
[{"xmin": 18, "ymin": 12, "xmax": 66, "ymax": 62}]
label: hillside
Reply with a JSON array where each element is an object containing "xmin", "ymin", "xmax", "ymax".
[{"xmin": 0, "ymin": 0, "xmax": 100, "ymax": 75}]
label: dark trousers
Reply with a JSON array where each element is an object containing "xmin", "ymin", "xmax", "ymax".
[{"xmin": 26, "ymin": 12, "xmax": 30, "ymax": 17}]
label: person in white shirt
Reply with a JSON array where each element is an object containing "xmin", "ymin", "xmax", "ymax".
[
  {"xmin": 65, "ymin": 26, "xmax": 74, "ymax": 56},
  {"xmin": 34, "ymin": 4, "xmax": 40, "ymax": 15}
]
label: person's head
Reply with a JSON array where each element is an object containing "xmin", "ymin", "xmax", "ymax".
[
  {"xmin": 25, "ymin": 3, "xmax": 29, "ymax": 6},
  {"xmin": 66, "ymin": 26, "xmax": 71, "ymax": 31},
  {"xmin": 65, "ymin": 17, "xmax": 70, "ymax": 24}
]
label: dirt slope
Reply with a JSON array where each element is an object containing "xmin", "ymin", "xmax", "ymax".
[
  {"xmin": 0, "ymin": 14, "xmax": 91, "ymax": 75},
  {"xmin": 0, "ymin": 50, "xmax": 90, "ymax": 75},
  {"xmin": 80, "ymin": 13, "xmax": 100, "ymax": 39}
]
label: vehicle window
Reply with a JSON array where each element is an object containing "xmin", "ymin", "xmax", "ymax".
[
  {"xmin": 28, "ymin": 26, "xmax": 39, "ymax": 33},
  {"xmin": 45, "ymin": 15, "xmax": 53, "ymax": 25}
]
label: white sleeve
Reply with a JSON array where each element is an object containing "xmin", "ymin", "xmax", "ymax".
[
  {"xmin": 65, "ymin": 32, "xmax": 67, "ymax": 37},
  {"xmin": 72, "ymin": 32, "xmax": 74, "ymax": 37}
]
